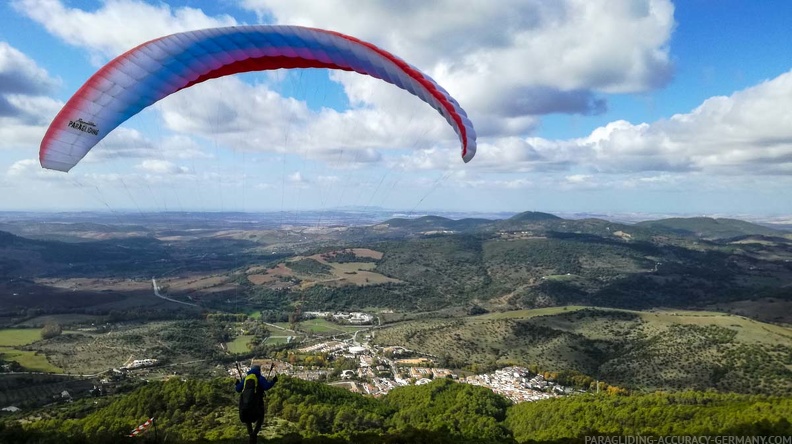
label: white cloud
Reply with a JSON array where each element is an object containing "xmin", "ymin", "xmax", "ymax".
[
  {"xmin": 135, "ymin": 159, "xmax": 188, "ymax": 175},
  {"xmin": 0, "ymin": 42, "xmax": 58, "ymax": 99},
  {"xmin": 12, "ymin": 0, "xmax": 238, "ymax": 63},
  {"xmin": 159, "ymin": 76, "xmax": 449, "ymax": 162},
  {"xmin": 81, "ymin": 128, "xmax": 212, "ymax": 163},
  {"xmin": 7, "ymin": 158, "xmax": 38, "ymax": 177},
  {"xmin": 6, "ymin": 158, "xmax": 65, "ymax": 181},
  {"xmin": 566, "ymin": 174, "xmax": 591, "ymax": 183},
  {"xmin": 435, "ymin": 69, "xmax": 792, "ymax": 178},
  {"xmin": 579, "ymin": 70, "xmax": 792, "ymax": 175},
  {"xmin": 244, "ymin": 0, "xmax": 675, "ymax": 118},
  {"xmin": 0, "ymin": 42, "xmax": 61, "ymax": 149},
  {"xmin": 287, "ymin": 171, "xmax": 304, "ymax": 183}
]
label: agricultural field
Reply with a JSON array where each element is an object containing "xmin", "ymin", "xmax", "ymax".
[
  {"xmin": 13, "ymin": 314, "xmax": 106, "ymax": 328},
  {"xmin": 226, "ymin": 334, "xmax": 254, "ymax": 354},
  {"xmin": 265, "ymin": 336, "xmax": 293, "ymax": 345},
  {"xmin": 0, "ymin": 348, "xmax": 62, "ymax": 373},
  {"xmin": 0, "ymin": 328, "xmax": 42, "ymax": 346},
  {"xmin": 270, "ymin": 318, "xmax": 362, "ymax": 336},
  {"xmin": 0, "ymin": 328, "xmax": 63, "ymax": 373},
  {"xmin": 245, "ymin": 248, "xmax": 398, "ymax": 291},
  {"xmin": 297, "ymin": 318, "xmax": 363, "ymax": 335},
  {"xmin": 157, "ymin": 273, "xmax": 238, "ymax": 295}
]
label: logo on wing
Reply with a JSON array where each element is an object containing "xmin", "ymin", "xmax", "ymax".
[{"xmin": 67, "ymin": 118, "xmax": 99, "ymax": 136}]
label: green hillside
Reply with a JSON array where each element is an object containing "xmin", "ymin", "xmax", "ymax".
[
  {"xmin": 3, "ymin": 377, "xmax": 790, "ymax": 443},
  {"xmin": 375, "ymin": 215, "xmax": 494, "ymax": 233},
  {"xmin": 373, "ymin": 307, "xmax": 792, "ymax": 395},
  {"xmin": 636, "ymin": 217, "xmax": 783, "ymax": 239},
  {"xmin": 3, "ymin": 211, "xmax": 792, "ymax": 320}
]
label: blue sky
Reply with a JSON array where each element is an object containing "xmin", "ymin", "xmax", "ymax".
[{"xmin": 2, "ymin": 0, "xmax": 792, "ymax": 221}]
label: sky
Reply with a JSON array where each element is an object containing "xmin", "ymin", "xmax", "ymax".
[{"xmin": 2, "ymin": 0, "xmax": 792, "ymax": 220}]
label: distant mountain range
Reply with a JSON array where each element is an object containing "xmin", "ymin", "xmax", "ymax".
[
  {"xmin": 370, "ymin": 211, "xmax": 788, "ymax": 240},
  {"xmin": 635, "ymin": 217, "xmax": 783, "ymax": 239},
  {"xmin": 1, "ymin": 211, "xmax": 790, "ymax": 318}
]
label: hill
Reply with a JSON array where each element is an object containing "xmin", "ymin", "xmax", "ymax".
[
  {"xmin": 374, "ymin": 215, "xmax": 494, "ymax": 233},
  {"xmin": 2, "ymin": 211, "xmax": 792, "ymax": 320},
  {"xmin": 365, "ymin": 226, "xmax": 792, "ymax": 312},
  {"xmin": 373, "ymin": 307, "xmax": 792, "ymax": 395},
  {"xmin": 506, "ymin": 211, "xmax": 562, "ymax": 222},
  {"xmin": 635, "ymin": 217, "xmax": 784, "ymax": 239}
]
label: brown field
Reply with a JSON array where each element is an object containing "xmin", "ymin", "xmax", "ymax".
[
  {"xmin": 322, "ymin": 270, "xmax": 398, "ymax": 286},
  {"xmin": 35, "ymin": 277, "xmax": 150, "ymax": 292},
  {"xmin": 14, "ymin": 314, "xmax": 105, "ymax": 328},
  {"xmin": 247, "ymin": 263, "xmax": 296, "ymax": 285},
  {"xmin": 349, "ymin": 248, "xmax": 383, "ymax": 260},
  {"xmin": 247, "ymin": 274, "xmax": 275, "ymax": 285},
  {"xmin": 160, "ymin": 274, "xmax": 236, "ymax": 293},
  {"xmin": 246, "ymin": 249, "xmax": 398, "ymax": 288}
]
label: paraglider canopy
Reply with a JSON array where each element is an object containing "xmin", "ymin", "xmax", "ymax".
[{"xmin": 39, "ymin": 25, "xmax": 477, "ymax": 172}]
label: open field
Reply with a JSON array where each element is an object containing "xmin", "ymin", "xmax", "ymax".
[
  {"xmin": 635, "ymin": 310, "xmax": 792, "ymax": 344},
  {"xmin": 159, "ymin": 274, "xmax": 237, "ymax": 294},
  {"xmin": 475, "ymin": 306, "xmax": 588, "ymax": 321},
  {"xmin": 265, "ymin": 336, "xmax": 292, "ymax": 345},
  {"xmin": 13, "ymin": 314, "xmax": 106, "ymax": 328},
  {"xmin": 34, "ymin": 277, "xmax": 150, "ymax": 292},
  {"xmin": 226, "ymin": 335, "xmax": 254, "ymax": 354},
  {"xmin": 272, "ymin": 318, "xmax": 361, "ymax": 336},
  {"xmin": 0, "ymin": 347, "xmax": 62, "ymax": 372},
  {"xmin": 246, "ymin": 248, "xmax": 398, "ymax": 290},
  {"xmin": 0, "ymin": 328, "xmax": 42, "ymax": 346}
]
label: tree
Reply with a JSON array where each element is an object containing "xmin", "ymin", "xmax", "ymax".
[{"xmin": 41, "ymin": 323, "xmax": 62, "ymax": 339}]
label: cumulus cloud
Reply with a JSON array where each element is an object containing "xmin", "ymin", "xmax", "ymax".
[
  {"xmin": 0, "ymin": 42, "xmax": 58, "ymax": 99},
  {"xmin": 581, "ymin": 70, "xmax": 792, "ymax": 175},
  {"xmin": 6, "ymin": 158, "xmax": 67, "ymax": 181},
  {"xmin": 81, "ymin": 128, "xmax": 212, "ymax": 164},
  {"xmin": 135, "ymin": 159, "xmax": 189, "ymax": 175},
  {"xmin": 477, "ymin": 69, "xmax": 792, "ymax": 176},
  {"xmin": 0, "ymin": 42, "xmax": 61, "ymax": 149},
  {"xmin": 386, "ymin": 68, "xmax": 792, "ymax": 180},
  {"xmin": 12, "ymin": 0, "xmax": 238, "ymax": 62},
  {"xmin": 287, "ymin": 171, "xmax": 304, "ymax": 183},
  {"xmin": 244, "ymin": 0, "xmax": 675, "ymax": 118},
  {"xmin": 159, "ymin": 76, "xmax": 448, "ymax": 162}
]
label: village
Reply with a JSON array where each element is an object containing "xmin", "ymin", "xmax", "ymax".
[
  {"xmin": 0, "ymin": 313, "xmax": 580, "ymax": 413},
  {"xmin": 226, "ymin": 337, "xmax": 578, "ymax": 404}
]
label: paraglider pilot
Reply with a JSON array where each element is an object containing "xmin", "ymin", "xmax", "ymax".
[{"xmin": 236, "ymin": 364, "xmax": 277, "ymax": 444}]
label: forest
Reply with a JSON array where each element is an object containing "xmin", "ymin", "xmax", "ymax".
[{"xmin": 1, "ymin": 376, "xmax": 790, "ymax": 444}]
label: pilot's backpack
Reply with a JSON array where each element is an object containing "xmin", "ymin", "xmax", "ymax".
[{"xmin": 238, "ymin": 373, "xmax": 262, "ymax": 423}]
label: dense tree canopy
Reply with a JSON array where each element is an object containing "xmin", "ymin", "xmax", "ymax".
[{"xmin": 2, "ymin": 377, "xmax": 791, "ymax": 444}]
